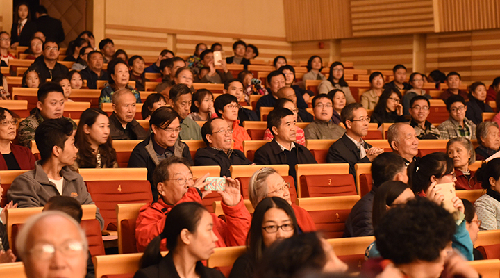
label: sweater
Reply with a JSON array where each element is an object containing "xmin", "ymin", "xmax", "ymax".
[
  {"xmin": 303, "ymin": 120, "xmax": 345, "ymax": 140},
  {"xmin": 179, "ymin": 116, "xmax": 202, "ymax": 140},
  {"xmin": 317, "ymin": 81, "xmax": 355, "ymax": 104},
  {"xmin": 0, "ymin": 144, "xmax": 36, "ymax": 170},
  {"xmin": 475, "ymin": 189, "xmax": 500, "ymax": 230}
]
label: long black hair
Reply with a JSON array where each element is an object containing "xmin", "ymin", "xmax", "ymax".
[
  {"xmin": 475, "ymin": 158, "xmax": 500, "ymax": 190},
  {"xmin": 372, "ymin": 181, "xmax": 410, "ymax": 229},
  {"xmin": 306, "ymin": 55, "xmax": 323, "ymax": 72},
  {"xmin": 372, "ymin": 88, "xmax": 402, "ymax": 116},
  {"xmin": 327, "ymin": 61, "xmax": 348, "ymax": 87},
  {"xmin": 408, "ymin": 152, "xmax": 454, "ymax": 194}
]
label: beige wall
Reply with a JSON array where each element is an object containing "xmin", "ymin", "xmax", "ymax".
[{"xmin": 0, "ymin": 1, "xmax": 13, "ymax": 34}]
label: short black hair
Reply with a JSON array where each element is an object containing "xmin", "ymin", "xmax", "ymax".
[
  {"xmin": 247, "ymin": 44, "xmax": 258, "ymax": 58},
  {"xmin": 42, "ymin": 39, "xmax": 59, "ymax": 50},
  {"xmin": 233, "ymin": 40, "xmax": 246, "ymax": 50},
  {"xmin": 35, "ymin": 118, "xmax": 74, "ymax": 164},
  {"xmin": 211, "ymin": 43, "xmax": 222, "ymax": 50},
  {"xmin": 78, "ymin": 31, "xmax": 94, "ymax": 39},
  {"xmin": 149, "ymin": 105, "xmax": 178, "ymax": 129},
  {"xmin": 152, "ymin": 156, "xmax": 191, "ymax": 188},
  {"xmin": 161, "ymin": 57, "xmax": 185, "ymax": 71},
  {"xmin": 475, "ymin": 158, "xmax": 500, "ymax": 190},
  {"xmin": 409, "ymin": 95, "xmax": 430, "ymax": 108},
  {"xmin": 267, "ymin": 107, "xmax": 294, "ymax": 137},
  {"xmin": 274, "ymin": 98, "xmax": 293, "ymax": 110},
  {"xmin": 392, "ymin": 64, "xmax": 406, "ymax": 73},
  {"xmin": 447, "ymin": 71, "xmax": 461, "ymax": 80},
  {"xmin": 35, "ymin": 5, "xmax": 48, "ymax": 14},
  {"xmin": 340, "ymin": 103, "xmax": 363, "ymax": 126},
  {"xmin": 375, "ymin": 198, "xmax": 456, "ymax": 265},
  {"xmin": 199, "ymin": 49, "xmax": 213, "ymax": 60},
  {"xmin": 369, "ymin": 72, "xmax": 383, "ymax": 83},
  {"xmin": 469, "ymin": 81, "xmax": 486, "ymax": 95},
  {"xmin": 278, "ymin": 65, "xmax": 295, "ymax": 76},
  {"xmin": 409, "ymin": 72, "xmax": 424, "ymax": 83},
  {"xmin": 128, "ymin": 55, "xmax": 144, "ymax": 67},
  {"xmin": 37, "ymin": 82, "xmax": 64, "ymax": 102},
  {"xmin": 200, "ymin": 117, "xmax": 224, "ymax": 147},
  {"xmin": 273, "ymin": 56, "xmax": 287, "ymax": 68},
  {"xmin": 160, "ymin": 49, "xmax": 174, "ymax": 57},
  {"xmin": 214, "ymin": 94, "xmax": 237, "ymax": 117},
  {"xmin": 492, "ymin": 76, "xmax": 500, "ymax": 88},
  {"xmin": 98, "ymin": 38, "xmax": 114, "ymax": 50},
  {"xmin": 311, "ymin": 94, "xmax": 332, "ymax": 109},
  {"xmin": 87, "ymin": 50, "xmax": 103, "ymax": 61},
  {"xmin": 224, "ymin": 79, "xmax": 241, "ymax": 90},
  {"xmin": 45, "ymin": 196, "xmax": 83, "ymax": 223},
  {"xmin": 107, "ymin": 58, "xmax": 127, "ymax": 84},
  {"xmin": 445, "ymin": 94, "xmax": 466, "ymax": 112},
  {"xmin": 462, "ymin": 199, "xmax": 476, "ymax": 223},
  {"xmin": 371, "ymin": 152, "xmax": 407, "ymax": 189},
  {"xmin": 168, "ymin": 83, "xmax": 191, "ymax": 103},
  {"xmin": 266, "ymin": 70, "xmax": 285, "ymax": 86}
]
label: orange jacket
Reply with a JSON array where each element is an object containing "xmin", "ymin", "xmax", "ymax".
[
  {"xmin": 293, "ymin": 204, "xmax": 316, "ymax": 232},
  {"xmin": 232, "ymin": 120, "xmax": 251, "ymax": 152}
]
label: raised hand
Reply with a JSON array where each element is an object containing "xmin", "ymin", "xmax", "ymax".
[
  {"xmin": 426, "ymin": 182, "xmax": 445, "ymax": 205},
  {"xmin": 219, "ymin": 177, "xmax": 241, "ymax": 207}
]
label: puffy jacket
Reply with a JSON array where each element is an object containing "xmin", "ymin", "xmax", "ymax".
[{"xmin": 343, "ymin": 190, "xmax": 375, "ymax": 237}]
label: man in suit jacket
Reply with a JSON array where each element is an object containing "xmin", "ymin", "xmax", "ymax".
[
  {"xmin": 326, "ymin": 103, "xmax": 384, "ymax": 177},
  {"xmin": 34, "ymin": 6, "xmax": 65, "ymax": 44}
]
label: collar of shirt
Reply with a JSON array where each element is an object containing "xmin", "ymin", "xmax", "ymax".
[
  {"xmin": 448, "ymin": 116, "xmax": 469, "ymax": 128},
  {"xmin": 410, "ymin": 118, "xmax": 432, "ymax": 130},
  {"xmin": 211, "ymin": 146, "xmax": 233, "ymax": 158},
  {"xmin": 345, "ymin": 134, "xmax": 365, "ymax": 149},
  {"xmin": 275, "ymin": 140, "xmax": 295, "ymax": 151},
  {"xmin": 151, "ymin": 134, "xmax": 170, "ymax": 155}
]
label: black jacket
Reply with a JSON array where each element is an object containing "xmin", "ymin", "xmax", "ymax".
[
  {"xmin": 10, "ymin": 21, "xmax": 37, "ymax": 47},
  {"xmin": 80, "ymin": 67, "xmax": 108, "ymax": 89},
  {"xmin": 0, "ymin": 222, "xmax": 8, "ymax": 252},
  {"xmin": 291, "ymin": 85, "xmax": 311, "ymax": 109},
  {"xmin": 255, "ymin": 94, "xmax": 276, "ymax": 118},
  {"xmin": 28, "ymin": 55, "xmax": 69, "ymax": 81},
  {"xmin": 34, "ymin": 15, "xmax": 65, "ymax": 43},
  {"xmin": 226, "ymin": 56, "xmax": 250, "ymax": 69},
  {"xmin": 383, "ymin": 80, "xmax": 411, "ymax": 94},
  {"xmin": 109, "ymin": 112, "xmax": 149, "ymax": 141},
  {"xmin": 134, "ymin": 253, "xmax": 224, "ymax": 278},
  {"xmin": 343, "ymin": 190, "xmax": 375, "ymax": 237},
  {"xmin": 194, "ymin": 147, "xmax": 252, "ymax": 177},
  {"xmin": 238, "ymin": 107, "xmax": 258, "ymax": 124},
  {"xmin": 228, "ymin": 251, "xmax": 253, "ymax": 278},
  {"xmin": 370, "ymin": 110, "xmax": 407, "ymax": 127},
  {"xmin": 466, "ymin": 95, "xmax": 493, "ymax": 125},
  {"xmin": 326, "ymin": 134, "xmax": 371, "ymax": 177}
]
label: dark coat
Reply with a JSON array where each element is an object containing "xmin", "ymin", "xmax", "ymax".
[
  {"xmin": 109, "ymin": 112, "xmax": 149, "ymax": 141},
  {"xmin": 34, "ymin": 15, "xmax": 65, "ymax": 43},
  {"xmin": 80, "ymin": 67, "xmax": 108, "ymax": 90},
  {"xmin": 291, "ymin": 85, "xmax": 311, "ymax": 109},
  {"xmin": 0, "ymin": 222, "xmax": 8, "ymax": 252},
  {"xmin": 255, "ymin": 94, "xmax": 276, "ymax": 118},
  {"xmin": 383, "ymin": 80, "xmax": 411, "ymax": 93},
  {"xmin": 0, "ymin": 144, "xmax": 36, "ymax": 170},
  {"xmin": 326, "ymin": 134, "xmax": 371, "ymax": 177},
  {"xmin": 238, "ymin": 107, "xmax": 258, "ymax": 124},
  {"xmin": 134, "ymin": 253, "xmax": 224, "ymax": 278},
  {"xmin": 370, "ymin": 110, "xmax": 407, "ymax": 127},
  {"xmin": 10, "ymin": 21, "xmax": 37, "ymax": 47},
  {"xmin": 466, "ymin": 96, "xmax": 493, "ymax": 125},
  {"xmin": 28, "ymin": 55, "xmax": 69, "ymax": 81},
  {"xmin": 228, "ymin": 251, "xmax": 253, "ymax": 278},
  {"xmin": 226, "ymin": 56, "xmax": 250, "ymax": 69},
  {"xmin": 194, "ymin": 147, "xmax": 252, "ymax": 177},
  {"xmin": 343, "ymin": 190, "xmax": 375, "ymax": 237},
  {"xmin": 298, "ymin": 108, "xmax": 314, "ymax": 123}
]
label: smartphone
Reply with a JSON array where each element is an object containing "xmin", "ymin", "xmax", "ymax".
[
  {"xmin": 435, "ymin": 182, "xmax": 457, "ymax": 213},
  {"xmin": 204, "ymin": 177, "xmax": 226, "ymax": 191},
  {"xmin": 213, "ymin": 51, "xmax": 222, "ymax": 66}
]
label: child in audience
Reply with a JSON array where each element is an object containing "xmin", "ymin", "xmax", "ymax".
[
  {"xmin": 55, "ymin": 77, "xmax": 72, "ymax": 100},
  {"xmin": 302, "ymin": 55, "xmax": 325, "ymax": 83},
  {"xmin": 446, "ymin": 137, "xmax": 481, "ymax": 190},
  {"xmin": 0, "ymin": 32, "xmax": 15, "ymax": 67},
  {"xmin": 141, "ymin": 93, "xmax": 167, "ymax": 121},
  {"xmin": 474, "ymin": 158, "xmax": 500, "ymax": 231},
  {"xmin": 69, "ymin": 70, "xmax": 83, "ymax": 89},
  {"xmin": 187, "ymin": 89, "xmax": 215, "ymax": 121},
  {"xmin": 21, "ymin": 69, "xmax": 41, "ymax": 88}
]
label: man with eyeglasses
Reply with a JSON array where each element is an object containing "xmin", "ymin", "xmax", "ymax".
[
  {"xmin": 0, "ymin": 32, "xmax": 15, "ymax": 67},
  {"xmin": 27, "ymin": 39, "xmax": 69, "ymax": 81},
  {"xmin": 195, "ymin": 117, "xmax": 252, "ymax": 177},
  {"xmin": 438, "ymin": 95, "xmax": 476, "ymax": 140},
  {"xmin": 135, "ymin": 156, "xmax": 251, "ymax": 252},
  {"xmin": 214, "ymin": 94, "xmax": 250, "ymax": 152},
  {"xmin": 304, "ymin": 94, "xmax": 345, "ymax": 140},
  {"xmin": 129, "ymin": 107, "xmax": 193, "ymax": 200},
  {"xmin": 169, "ymin": 83, "xmax": 201, "ymax": 140},
  {"xmin": 408, "ymin": 96, "xmax": 441, "ymax": 139},
  {"xmin": 327, "ymin": 103, "xmax": 384, "ymax": 178},
  {"xmin": 109, "ymin": 89, "xmax": 148, "ymax": 140}
]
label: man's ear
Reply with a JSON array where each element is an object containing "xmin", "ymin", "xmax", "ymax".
[
  {"xmin": 168, "ymin": 99, "xmax": 174, "ymax": 106},
  {"xmin": 271, "ymin": 126, "xmax": 279, "ymax": 137},
  {"xmin": 390, "ymin": 140, "xmax": 398, "ymax": 152},
  {"xmin": 52, "ymin": 145, "xmax": 61, "ymax": 158},
  {"xmin": 111, "ymin": 103, "xmax": 116, "ymax": 111},
  {"xmin": 157, "ymin": 182, "xmax": 166, "ymax": 197},
  {"xmin": 36, "ymin": 101, "xmax": 42, "ymax": 110},
  {"xmin": 345, "ymin": 120, "xmax": 352, "ymax": 130},
  {"xmin": 206, "ymin": 134, "xmax": 213, "ymax": 145}
]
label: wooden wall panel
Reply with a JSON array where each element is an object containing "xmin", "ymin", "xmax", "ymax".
[
  {"xmin": 291, "ymin": 41, "xmax": 331, "ymax": 62},
  {"xmin": 284, "ymin": 0, "xmax": 351, "ymax": 42},
  {"xmin": 471, "ymin": 29, "xmax": 500, "ymax": 84},
  {"xmin": 436, "ymin": 0, "xmax": 500, "ymax": 32}
]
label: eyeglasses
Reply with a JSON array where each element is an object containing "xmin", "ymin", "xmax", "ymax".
[
  {"xmin": 472, "ymin": 219, "xmax": 482, "ymax": 227},
  {"xmin": 44, "ymin": 47, "xmax": 58, "ymax": 51},
  {"xmin": 267, "ymin": 182, "xmax": 291, "ymax": 195},
  {"xmin": 262, "ymin": 223, "xmax": 294, "ymax": 234},
  {"xmin": 213, "ymin": 129, "xmax": 233, "ymax": 134},
  {"xmin": 351, "ymin": 117, "xmax": 370, "ymax": 122},
  {"xmin": 0, "ymin": 120, "xmax": 17, "ymax": 126},
  {"xmin": 411, "ymin": 105, "xmax": 429, "ymax": 111},
  {"xmin": 225, "ymin": 104, "xmax": 239, "ymax": 109},
  {"xmin": 0, "ymin": 38, "xmax": 10, "ymax": 41},
  {"xmin": 450, "ymin": 106, "xmax": 465, "ymax": 113},
  {"xmin": 332, "ymin": 68, "xmax": 344, "ymax": 72},
  {"xmin": 28, "ymin": 240, "xmax": 85, "ymax": 260},
  {"xmin": 171, "ymin": 175, "xmax": 194, "ymax": 186},
  {"xmin": 389, "ymin": 97, "xmax": 400, "ymax": 102},
  {"xmin": 160, "ymin": 127, "xmax": 181, "ymax": 134},
  {"xmin": 316, "ymin": 104, "xmax": 333, "ymax": 109}
]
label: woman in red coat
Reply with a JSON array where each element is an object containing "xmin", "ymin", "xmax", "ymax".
[
  {"xmin": 0, "ymin": 108, "xmax": 35, "ymax": 170},
  {"xmin": 447, "ymin": 137, "xmax": 482, "ymax": 190}
]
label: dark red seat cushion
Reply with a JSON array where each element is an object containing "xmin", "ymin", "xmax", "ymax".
[{"xmin": 300, "ymin": 174, "xmax": 356, "ymax": 197}]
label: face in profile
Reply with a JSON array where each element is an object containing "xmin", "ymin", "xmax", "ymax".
[
  {"xmin": 38, "ymin": 91, "xmax": 65, "ymax": 119},
  {"xmin": 185, "ymin": 210, "xmax": 218, "ymax": 261}
]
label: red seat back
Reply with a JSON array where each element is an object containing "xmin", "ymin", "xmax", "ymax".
[
  {"xmin": 310, "ymin": 149, "xmax": 329, "ymax": 164},
  {"xmin": 85, "ymin": 180, "xmax": 153, "ymax": 230},
  {"xmin": 247, "ymin": 150, "xmax": 256, "ymax": 162},
  {"xmin": 338, "ymin": 254, "xmax": 366, "ymax": 273},
  {"xmin": 237, "ymin": 176, "xmax": 297, "ymax": 204},
  {"xmin": 14, "ymin": 95, "xmax": 37, "ymax": 110},
  {"xmin": 120, "ymin": 218, "xmax": 138, "ymax": 254},
  {"xmin": 248, "ymin": 129, "xmax": 265, "ymax": 140},
  {"xmin": 364, "ymin": 130, "xmax": 383, "ymax": 140},
  {"xmin": 477, "ymin": 244, "xmax": 500, "ymax": 259},
  {"xmin": 300, "ymin": 174, "xmax": 357, "ymax": 198},
  {"xmin": 116, "ymin": 152, "xmax": 132, "ymax": 167},
  {"xmin": 307, "ymin": 209, "xmax": 351, "ymax": 238},
  {"xmin": 359, "ymin": 173, "xmax": 373, "ymax": 198},
  {"xmin": 80, "ymin": 219, "xmax": 105, "ymax": 256}
]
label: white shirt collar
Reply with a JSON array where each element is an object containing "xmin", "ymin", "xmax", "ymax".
[{"xmin": 276, "ymin": 140, "xmax": 295, "ymax": 151}]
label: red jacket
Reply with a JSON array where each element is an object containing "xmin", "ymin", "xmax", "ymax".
[
  {"xmin": 0, "ymin": 144, "xmax": 36, "ymax": 170},
  {"xmin": 293, "ymin": 204, "xmax": 316, "ymax": 232},
  {"xmin": 135, "ymin": 187, "xmax": 251, "ymax": 252},
  {"xmin": 454, "ymin": 169, "xmax": 482, "ymax": 190}
]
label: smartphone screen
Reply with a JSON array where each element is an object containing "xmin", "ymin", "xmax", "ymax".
[{"xmin": 213, "ymin": 51, "xmax": 222, "ymax": 66}]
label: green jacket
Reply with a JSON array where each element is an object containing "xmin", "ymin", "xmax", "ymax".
[{"xmin": 179, "ymin": 116, "xmax": 202, "ymax": 140}]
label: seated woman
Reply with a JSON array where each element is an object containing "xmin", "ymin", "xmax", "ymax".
[
  {"xmin": 360, "ymin": 72, "xmax": 384, "ymax": 110},
  {"xmin": 187, "ymin": 89, "xmax": 215, "ymax": 121},
  {"xmin": 474, "ymin": 158, "xmax": 500, "ymax": 231},
  {"xmin": 173, "ymin": 67, "xmax": 194, "ymax": 91},
  {"xmin": 74, "ymin": 108, "xmax": 118, "ymax": 169},
  {"xmin": 112, "ymin": 49, "xmax": 128, "ymax": 63},
  {"xmin": 447, "ymin": 137, "xmax": 481, "ymax": 190},
  {"xmin": 186, "ymin": 43, "xmax": 207, "ymax": 73},
  {"xmin": 402, "ymin": 72, "xmax": 431, "ymax": 115},
  {"xmin": 24, "ymin": 37, "xmax": 43, "ymax": 59},
  {"xmin": 63, "ymin": 38, "xmax": 88, "ymax": 62},
  {"xmin": 229, "ymin": 197, "xmax": 299, "ymax": 278},
  {"xmin": 142, "ymin": 93, "xmax": 167, "ymax": 121},
  {"xmin": 462, "ymin": 199, "xmax": 483, "ymax": 260},
  {"xmin": 273, "ymin": 55, "xmax": 287, "ymax": 70},
  {"xmin": 302, "ymin": 55, "xmax": 325, "ymax": 82},
  {"xmin": 466, "ymin": 81, "xmax": 493, "ymax": 124},
  {"xmin": 248, "ymin": 167, "xmax": 315, "ymax": 232},
  {"xmin": 99, "ymin": 58, "xmax": 141, "ymax": 106},
  {"xmin": 370, "ymin": 88, "xmax": 406, "ymax": 127},
  {"xmin": 263, "ymin": 98, "xmax": 306, "ymax": 146},
  {"xmin": 279, "ymin": 65, "xmax": 313, "ymax": 108},
  {"xmin": 318, "ymin": 61, "xmax": 355, "ymax": 104},
  {"xmin": 21, "ymin": 69, "xmax": 41, "ymax": 88},
  {"xmin": 69, "ymin": 70, "xmax": 83, "ymax": 90},
  {"xmin": 134, "ymin": 202, "xmax": 224, "ymax": 278},
  {"xmin": 0, "ymin": 108, "xmax": 35, "ymax": 170},
  {"xmin": 328, "ymin": 89, "xmax": 346, "ymax": 125},
  {"xmin": 475, "ymin": 121, "xmax": 500, "ymax": 161}
]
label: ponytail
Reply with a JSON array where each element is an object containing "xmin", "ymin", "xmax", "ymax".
[{"xmin": 140, "ymin": 235, "xmax": 164, "ymax": 268}]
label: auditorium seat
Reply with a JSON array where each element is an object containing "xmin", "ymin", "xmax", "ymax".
[
  {"xmin": 192, "ymin": 83, "xmax": 224, "ymax": 94},
  {"xmin": 306, "ymin": 139, "xmax": 336, "ymax": 163},
  {"xmin": 295, "ymin": 163, "xmax": 350, "ymax": 197},
  {"xmin": 365, "ymin": 140, "xmax": 391, "ymax": 152},
  {"xmin": 230, "ymin": 164, "xmax": 289, "ymax": 195},
  {"xmin": 456, "ymin": 189, "xmax": 485, "ymax": 203},
  {"xmin": 207, "ymin": 245, "xmax": 246, "ymax": 276},
  {"xmin": 213, "ymin": 199, "xmax": 255, "ymax": 215},
  {"xmin": 0, "ymin": 99, "xmax": 30, "ymax": 118},
  {"xmin": 469, "ymin": 259, "xmax": 500, "ymax": 278},
  {"xmin": 0, "ymin": 170, "xmax": 28, "ymax": 207},
  {"xmin": 93, "ymin": 252, "xmax": 165, "ymax": 278},
  {"xmin": 80, "ymin": 219, "xmax": 106, "ymax": 256},
  {"xmin": 0, "ymin": 262, "xmax": 25, "ymax": 278},
  {"xmin": 243, "ymin": 140, "xmax": 269, "ymax": 162},
  {"xmin": 475, "ymin": 230, "xmax": 500, "ymax": 248},
  {"xmin": 328, "ymin": 236, "xmax": 374, "ymax": 272},
  {"xmin": 191, "ymin": 165, "xmax": 221, "ymax": 213},
  {"xmin": 116, "ymin": 203, "xmax": 146, "ymax": 254},
  {"xmin": 483, "ymin": 112, "xmax": 496, "ymax": 122},
  {"xmin": 144, "ymin": 72, "xmax": 162, "ymax": 81},
  {"xmin": 182, "ymin": 140, "xmax": 206, "ymax": 161},
  {"xmin": 417, "ymin": 140, "xmax": 448, "ymax": 156},
  {"xmin": 476, "ymin": 244, "xmax": 500, "ymax": 260},
  {"xmin": 62, "ymin": 101, "xmax": 91, "ymax": 119},
  {"xmin": 112, "ymin": 140, "xmax": 142, "ymax": 167}
]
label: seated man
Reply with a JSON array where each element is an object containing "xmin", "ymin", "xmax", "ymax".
[
  {"xmin": 255, "ymin": 71, "xmax": 286, "ymax": 118},
  {"xmin": 224, "ymin": 79, "xmax": 258, "ymax": 123},
  {"xmin": 134, "ymin": 156, "xmax": 251, "ymax": 252},
  {"xmin": 245, "ymin": 44, "xmax": 258, "ymax": 60},
  {"xmin": 408, "ymin": 95, "xmax": 440, "ymax": 139},
  {"xmin": 383, "ymin": 64, "xmax": 411, "ymax": 93},
  {"xmin": 109, "ymin": 88, "xmax": 149, "ymax": 140},
  {"xmin": 197, "ymin": 49, "xmax": 232, "ymax": 84},
  {"xmin": 438, "ymin": 95, "xmax": 476, "ymax": 140},
  {"xmin": 343, "ymin": 152, "xmax": 407, "ymax": 238},
  {"xmin": 253, "ymin": 108, "xmax": 316, "ymax": 186},
  {"xmin": 128, "ymin": 55, "xmax": 145, "ymax": 91},
  {"xmin": 440, "ymin": 72, "xmax": 468, "ymax": 101},
  {"xmin": 8, "ymin": 118, "xmax": 104, "ymax": 228},
  {"xmin": 304, "ymin": 94, "xmax": 345, "ymax": 140},
  {"xmin": 387, "ymin": 122, "xmax": 419, "ymax": 164},
  {"xmin": 276, "ymin": 86, "xmax": 313, "ymax": 122},
  {"xmin": 226, "ymin": 40, "xmax": 250, "ymax": 68},
  {"xmin": 80, "ymin": 50, "xmax": 108, "ymax": 90},
  {"xmin": 155, "ymin": 56, "xmax": 186, "ymax": 84},
  {"xmin": 144, "ymin": 49, "xmax": 174, "ymax": 73},
  {"xmin": 195, "ymin": 117, "xmax": 252, "ymax": 177},
  {"xmin": 128, "ymin": 107, "xmax": 193, "ymax": 201},
  {"xmin": 327, "ymin": 103, "xmax": 383, "ymax": 177},
  {"xmin": 214, "ymin": 94, "xmax": 251, "ymax": 152},
  {"xmin": 27, "ymin": 39, "xmax": 69, "ymax": 81},
  {"xmin": 169, "ymin": 83, "xmax": 201, "ymax": 140},
  {"xmin": 98, "ymin": 38, "xmax": 115, "ymax": 63},
  {"xmin": 18, "ymin": 82, "xmax": 76, "ymax": 148}
]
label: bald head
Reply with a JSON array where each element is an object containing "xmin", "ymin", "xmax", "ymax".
[{"xmin": 276, "ymin": 87, "xmax": 297, "ymax": 105}]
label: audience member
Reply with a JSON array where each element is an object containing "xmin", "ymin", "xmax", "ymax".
[
  {"xmin": 475, "ymin": 121, "xmax": 500, "ymax": 160},
  {"xmin": 387, "ymin": 123, "xmax": 419, "ymax": 164},
  {"xmin": 78, "ymin": 30, "xmax": 95, "ymax": 49},
  {"xmin": 229, "ymin": 197, "xmax": 299, "ymax": 278},
  {"xmin": 402, "ymin": 72, "xmax": 431, "ymax": 115},
  {"xmin": 328, "ymin": 89, "xmax": 346, "ymax": 124},
  {"xmin": 24, "ymin": 37, "xmax": 43, "ymax": 59},
  {"xmin": 211, "ymin": 42, "xmax": 223, "ymax": 52},
  {"xmin": 99, "ymin": 58, "xmax": 141, "ymax": 105},
  {"xmin": 10, "ymin": 3, "xmax": 34, "ymax": 47},
  {"xmin": 129, "ymin": 107, "xmax": 192, "ymax": 200},
  {"xmin": 277, "ymin": 86, "xmax": 313, "ymax": 122},
  {"xmin": 8, "ymin": 118, "xmax": 104, "ymax": 228},
  {"xmin": 186, "ymin": 43, "xmax": 207, "ymax": 71},
  {"xmin": 439, "ymin": 95, "xmax": 476, "ymax": 140},
  {"xmin": 360, "ymin": 72, "xmax": 384, "ymax": 110},
  {"xmin": 462, "ymin": 199, "xmax": 483, "ymax": 260},
  {"xmin": 128, "ymin": 55, "xmax": 145, "ymax": 91},
  {"xmin": 447, "ymin": 137, "xmax": 481, "ymax": 190},
  {"xmin": 16, "ymin": 212, "xmax": 88, "ymax": 278},
  {"xmin": 344, "ymin": 152, "xmax": 408, "ymax": 238},
  {"xmin": 0, "ymin": 32, "xmax": 15, "ymax": 67},
  {"xmin": 263, "ymin": 98, "xmax": 306, "ymax": 145},
  {"xmin": 173, "ymin": 67, "xmax": 194, "ymax": 89},
  {"xmin": 427, "ymin": 69, "xmax": 447, "ymax": 88},
  {"xmin": 33, "ymin": 31, "xmax": 46, "ymax": 42},
  {"xmin": 302, "ymin": 55, "xmax": 325, "ymax": 82},
  {"xmin": 159, "ymin": 57, "xmax": 186, "ymax": 84},
  {"xmin": 108, "ymin": 88, "xmax": 148, "ymax": 140},
  {"xmin": 0, "ymin": 185, "xmax": 16, "ymax": 263},
  {"xmin": 21, "ymin": 68, "xmax": 41, "ymax": 88},
  {"xmin": 56, "ymin": 76, "xmax": 72, "ymax": 100},
  {"xmin": 370, "ymin": 88, "xmax": 406, "ymax": 126},
  {"xmin": 466, "ymin": 81, "xmax": 493, "ymax": 124},
  {"xmin": 214, "ymin": 94, "xmax": 251, "ymax": 152},
  {"xmin": 27, "ymin": 40, "xmax": 69, "ymax": 81},
  {"xmin": 475, "ymin": 158, "xmax": 500, "ymax": 230},
  {"xmin": 327, "ymin": 103, "xmax": 383, "ymax": 177},
  {"xmin": 0, "ymin": 107, "xmax": 35, "ymax": 170},
  {"xmin": 408, "ymin": 95, "xmax": 440, "ymax": 139},
  {"xmin": 18, "ymin": 82, "xmax": 76, "ymax": 148},
  {"xmin": 69, "ymin": 70, "xmax": 84, "ymax": 89},
  {"xmin": 142, "ymin": 93, "xmax": 167, "ymax": 121},
  {"xmin": 134, "ymin": 156, "xmax": 251, "ymax": 251},
  {"xmin": 318, "ymin": 62, "xmax": 355, "ymax": 104},
  {"xmin": 197, "ymin": 49, "xmax": 232, "ymax": 83},
  {"xmin": 80, "ymin": 50, "xmax": 108, "ymax": 89},
  {"xmin": 383, "ymin": 64, "xmax": 411, "ymax": 93},
  {"xmin": 98, "ymin": 38, "xmax": 115, "ymax": 63},
  {"xmin": 145, "ymin": 49, "xmax": 174, "ymax": 73},
  {"xmin": 226, "ymin": 40, "xmax": 250, "ymax": 68},
  {"xmin": 279, "ymin": 65, "xmax": 311, "ymax": 108},
  {"xmin": 255, "ymin": 71, "xmax": 286, "ymax": 118},
  {"xmin": 168, "ymin": 84, "xmax": 201, "ymax": 140},
  {"xmin": 188, "ymin": 89, "xmax": 215, "ymax": 121},
  {"xmin": 64, "ymin": 38, "xmax": 88, "ymax": 62},
  {"xmin": 245, "ymin": 44, "xmax": 258, "ymax": 60},
  {"xmin": 487, "ymin": 76, "xmax": 500, "ymax": 102},
  {"xmin": 440, "ymin": 72, "xmax": 468, "ymax": 101},
  {"xmin": 112, "ymin": 49, "xmax": 128, "ymax": 62},
  {"xmin": 304, "ymin": 94, "xmax": 345, "ymax": 140},
  {"xmin": 74, "ymin": 108, "xmax": 118, "ymax": 169},
  {"xmin": 273, "ymin": 55, "xmax": 287, "ymax": 70},
  {"xmin": 33, "ymin": 5, "xmax": 65, "ymax": 43},
  {"xmin": 254, "ymin": 108, "xmax": 316, "ymax": 185},
  {"xmin": 195, "ymin": 117, "xmax": 252, "ymax": 177},
  {"xmin": 224, "ymin": 79, "xmax": 258, "ymax": 123}
]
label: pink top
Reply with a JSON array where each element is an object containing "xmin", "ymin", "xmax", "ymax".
[{"xmin": 263, "ymin": 127, "xmax": 306, "ymax": 146}]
